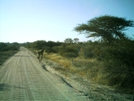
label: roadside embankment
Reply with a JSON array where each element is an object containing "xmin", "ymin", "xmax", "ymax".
[{"xmin": 41, "ymin": 57, "xmax": 134, "ymax": 101}]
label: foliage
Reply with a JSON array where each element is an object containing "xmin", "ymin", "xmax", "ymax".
[
  {"xmin": 64, "ymin": 38, "xmax": 73, "ymax": 43},
  {"xmin": 0, "ymin": 42, "xmax": 20, "ymax": 65},
  {"xmin": 79, "ymin": 42, "xmax": 99, "ymax": 58},
  {"xmin": 43, "ymin": 39, "xmax": 134, "ymax": 93},
  {"xmin": 58, "ymin": 44, "xmax": 81, "ymax": 58},
  {"xmin": 74, "ymin": 15, "xmax": 134, "ymax": 43},
  {"xmin": 23, "ymin": 40, "xmax": 63, "ymax": 53},
  {"xmin": 73, "ymin": 38, "xmax": 79, "ymax": 43},
  {"xmin": 32, "ymin": 40, "xmax": 47, "ymax": 49},
  {"xmin": 99, "ymin": 40, "xmax": 134, "ymax": 91},
  {"xmin": 0, "ymin": 42, "xmax": 20, "ymax": 51},
  {"xmin": 73, "ymin": 15, "xmax": 134, "ymax": 92}
]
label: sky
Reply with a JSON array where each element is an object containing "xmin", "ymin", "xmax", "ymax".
[{"xmin": 0, "ymin": 0, "xmax": 134, "ymax": 43}]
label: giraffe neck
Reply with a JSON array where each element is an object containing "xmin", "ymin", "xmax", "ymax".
[{"xmin": 40, "ymin": 48, "xmax": 45, "ymax": 53}]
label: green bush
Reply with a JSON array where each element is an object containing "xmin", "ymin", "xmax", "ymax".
[
  {"xmin": 58, "ymin": 44, "xmax": 80, "ymax": 58},
  {"xmin": 98, "ymin": 40, "xmax": 134, "ymax": 92},
  {"xmin": 0, "ymin": 42, "xmax": 19, "ymax": 51},
  {"xmin": 79, "ymin": 45, "xmax": 95, "ymax": 58},
  {"xmin": 45, "ymin": 46, "xmax": 56, "ymax": 53},
  {"xmin": 76, "ymin": 40, "xmax": 134, "ymax": 92},
  {"xmin": 0, "ymin": 42, "xmax": 20, "ymax": 65},
  {"xmin": 62, "ymin": 52, "xmax": 78, "ymax": 58}
]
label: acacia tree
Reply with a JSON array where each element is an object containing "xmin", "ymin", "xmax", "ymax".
[
  {"xmin": 73, "ymin": 38, "xmax": 79, "ymax": 43},
  {"xmin": 64, "ymin": 38, "xmax": 73, "ymax": 43},
  {"xmin": 74, "ymin": 15, "xmax": 134, "ymax": 43}
]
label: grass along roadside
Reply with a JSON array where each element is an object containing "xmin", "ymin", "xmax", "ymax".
[
  {"xmin": 44, "ymin": 53, "xmax": 104, "ymax": 83},
  {"xmin": 43, "ymin": 53, "xmax": 133, "ymax": 100},
  {"xmin": 44, "ymin": 53, "xmax": 134, "ymax": 94}
]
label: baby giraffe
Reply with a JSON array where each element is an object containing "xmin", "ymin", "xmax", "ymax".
[{"xmin": 36, "ymin": 47, "xmax": 45, "ymax": 62}]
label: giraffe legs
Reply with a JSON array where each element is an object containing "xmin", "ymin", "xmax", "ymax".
[
  {"xmin": 39, "ymin": 55, "xmax": 42, "ymax": 62},
  {"xmin": 39, "ymin": 53, "xmax": 43, "ymax": 62},
  {"xmin": 36, "ymin": 48, "xmax": 44, "ymax": 62},
  {"xmin": 37, "ymin": 53, "xmax": 43, "ymax": 62}
]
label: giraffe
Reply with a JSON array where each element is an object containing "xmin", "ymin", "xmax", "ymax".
[{"xmin": 36, "ymin": 47, "xmax": 45, "ymax": 62}]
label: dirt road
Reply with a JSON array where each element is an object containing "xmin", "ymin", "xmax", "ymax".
[{"xmin": 0, "ymin": 47, "xmax": 89, "ymax": 101}]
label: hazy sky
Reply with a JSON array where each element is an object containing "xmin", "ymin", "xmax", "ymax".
[{"xmin": 0, "ymin": 0, "xmax": 134, "ymax": 43}]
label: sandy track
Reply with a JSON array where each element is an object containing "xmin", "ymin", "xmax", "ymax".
[{"xmin": 0, "ymin": 47, "xmax": 89, "ymax": 101}]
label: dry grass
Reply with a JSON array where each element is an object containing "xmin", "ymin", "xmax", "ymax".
[
  {"xmin": 44, "ymin": 53, "xmax": 71, "ymax": 68},
  {"xmin": 43, "ymin": 52, "xmax": 134, "ymax": 93},
  {"xmin": 44, "ymin": 53, "xmax": 104, "ymax": 83}
]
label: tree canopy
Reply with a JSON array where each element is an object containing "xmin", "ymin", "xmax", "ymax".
[
  {"xmin": 64, "ymin": 38, "xmax": 73, "ymax": 43},
  {"xmin": 74, "ymin": 15, "xmax": 134, "ymax": 43}
]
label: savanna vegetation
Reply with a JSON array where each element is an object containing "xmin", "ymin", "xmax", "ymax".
[
  {"xmin": 0, "ymin": 42, "xmax": 20, "ymax": 65},
  {"xmin": 17, "ymin": 15, "xmax": 134, "ymax": 93}
]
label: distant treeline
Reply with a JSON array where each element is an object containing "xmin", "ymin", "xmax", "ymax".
[{"xmin": 0, "ymin": 42, "xmax": 20, "ymax": 51}]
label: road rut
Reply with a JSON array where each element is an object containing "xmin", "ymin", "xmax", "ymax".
[{"xmin": 0, "ymin": 47, "xmax": 89, "ymax": 101}]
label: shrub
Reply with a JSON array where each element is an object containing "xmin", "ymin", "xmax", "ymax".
[
  {"xmin": 59, "ymin": 44, "xmax": 80, "ymax": 58},
  {"xmin": 98, "ymin": 40, "xmax": 134, "ymax": 92},
  {"xmin": 62, "ymin": 52, "xmax": 78, "ymax": 58},
  {"xmin": 79, "ymin": 46, "xmax": 94, "ymax": 58}
]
